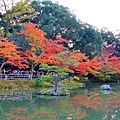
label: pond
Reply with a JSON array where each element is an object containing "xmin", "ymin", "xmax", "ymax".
[{"xmin": 0, "ymin": 84, "xmax": 120, "ymax": 120}]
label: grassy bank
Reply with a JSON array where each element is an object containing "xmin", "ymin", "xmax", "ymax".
[
  {"xmin": 0, "ymin": 80, "xmax": 36, "ymax": 89},
  {"xmin": 0, "ymin": 79, "xmax": 84, "ymax": 90}
]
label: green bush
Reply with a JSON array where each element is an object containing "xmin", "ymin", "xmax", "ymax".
[
  {"xmin": 61, "ymin": 79, "xmax": 84, "ymax": 88},
  {"xmin": 36, "ymin": 78, "xmax": 43, "ymax": 86},
  {"xmin": 73, "ymin": 76, "xmax": 80, "ymax": 81},
  {"xmin": 36, "ymin": 77, "xmax": 54, "ymax": 87}
]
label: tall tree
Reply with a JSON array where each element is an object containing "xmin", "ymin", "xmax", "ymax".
[
  {"xmin": 31, "ymin": 0, "xmax": 83, "ymax": 40},
  {"xmin": 75, "ymin": 23, "xmax": 103, "ymax": 59},
  {"xmin": 100, "ymin": 27, "xmax": 117, "ymax": 48},
  {"xmin": 17, "ymin": 22, "xmax": 67, "ymax": 79},
  {"xmin": 17, "ymin": 22, "xmax": 47, "ymax": 79},
  {"xmin": 115, "ymin": 31, "xmax": 120, "ymax": 56},
  {"xmin": 0, "ymin": 0, "xmax": 35, "ymax": 37},
  {"xmin": 31, "ymin": 0, "xmax": 103, "ymax": 59}
]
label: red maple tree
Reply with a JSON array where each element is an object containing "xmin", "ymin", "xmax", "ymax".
[
  {"xmin": 0, "ymin": 38, "xmax": 28, "ymax": 75},
  {"xmin": 17, "ymin": 23, "xmax": 68, "ymax": 79}
]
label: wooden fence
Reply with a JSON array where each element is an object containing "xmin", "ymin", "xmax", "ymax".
[{"xmin": 0, "ymin": 74, "xmax": 38, "ymax": 80}]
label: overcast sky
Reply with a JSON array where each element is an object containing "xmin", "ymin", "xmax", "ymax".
[
  {"xmin": 7, "ymin": 0, "xmax": 120, "ymax": 31},
  {"xmin": 51, "ymin": 0, "xmax": 120, "ymax": 32}
]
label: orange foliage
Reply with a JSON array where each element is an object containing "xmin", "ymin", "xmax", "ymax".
[
  {"xmin": 17, "ymin": 22, "xmax": 47, "ymax": 51},
  {"xmin": 72, "ymin": 93, "xmax": 103, "ymax": 110},
  {"xmin": 100, "ymin": 52, "xmax": 120, "ymax": 75},
  {"xmin": 85, "ymin": 56, "xmax": 103, "ymax": 75},
  {"xmin": 0, "ymin": 38, "xmax": 28, "ymax": 70},
  {"xmin": 17, "ymin": 22, "xmax": 119, "ymax": 77},
  {"xmin": 56, "ymin": 35, "xmax": 68, "ymax": 43},
  {"xmin": 17, "ymin": 22, "xmax": 69, "ymax": 72},
  {"xmin": 39, "ymin": 48, "xmax": 103, "ymax": 75},
  {"xmin": 38, "ymin": 38, "xmax": 68, "ymax": 65},
  {"xmin": 16, "ymin": 22, "xmax": 103, "ymax": 76}
]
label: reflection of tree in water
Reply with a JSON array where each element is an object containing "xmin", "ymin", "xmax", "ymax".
[
  {"xmin": 1, "ymin": 89, "xmax": 120, "ymax": 120},
  {"xmin": 2, "ymin": 107, "xmax": 29, "ymax": 120},
  {"xmin": 1, "ymin": 100, "xmax": 57, "ymax": 120},
  {"xmin": 56, "ymin": 99, "xmax": 88, "ymax": 119},
  {"xmin": 33, "ymin": 97, "xmax": 88, "ymax": 120},
  {"xmin": 1, "ymin": 96, "xmax": 88, "ymax": 120},
  {"xmin": 72, "ymin": 90, "xmax": 120, "ymax": 119}
]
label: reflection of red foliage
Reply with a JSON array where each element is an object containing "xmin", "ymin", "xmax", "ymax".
[
  {"xmin": 72, "ymin": 93, "xmax": 103, "ymax": 110},
  {"xmin": 72, "ymin": 94, "xmax": 87, "ymax": 106},
  {"xmin": 72, "ymin": 91, "xmax": 120, "ymax": 115}
]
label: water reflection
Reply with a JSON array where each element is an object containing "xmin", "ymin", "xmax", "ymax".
[
  {"xmin": 100, "ymin": 90, "xmax": 112, "ymax": 94},
  {"xmin": 0, "ymin": 85, "xmax": 120, "ymax": 120}
]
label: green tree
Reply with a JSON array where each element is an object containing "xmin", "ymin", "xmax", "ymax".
[
  {"xmin": 38, "ymin": 63, "xmax": 74, "ymax": 92},
  {"xmin": 115, "ymin": 43, "xmax": 120, "ymax": 56},
  {"xmin": 115, "ymin": 31, "xmax": 120, "ymax": 56},
  {"xmin": 101, "ymin": 27, "xmax": 120, "ymax": 56},
  {"xmin": 0, "ymin": 0, "xmax": 35, "ymax": 37},
  {"xmin": 31, "ymin": 0, "xmax": 103, "ymax": 59},
  {"xmin": 31, "ymin": 0, "xmax": 83, "ymax": 40},
  {"xmin": 100, "ymin": 27, "xmax": 117, "ymax": 48},
  {"xmin": 79, "ymin": 23, "xmax": 103, "ymax": 59}
]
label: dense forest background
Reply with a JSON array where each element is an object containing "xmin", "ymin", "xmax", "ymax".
[
  {"xmin": 0, "ymin": 0, "xmax": 120, "ymax": 81},
  {"xmin": 0, "ymin": 0, "xmax": 120, "ymax": 58}
]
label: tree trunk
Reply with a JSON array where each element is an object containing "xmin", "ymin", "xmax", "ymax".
[
  {"xmin": 2, "ymin": 0, "xmax": 10, "ymax": 37},
  {"xmin": 30, "ymin": 62, "xmax": 33, "ymax": 80},
  {"xmin": 4, "ymin": 20, "xmax": 10, "ymax": 38},
  {"xmin": 0, "ymin": 69, "xmax": 2, "ymax": 79},
  {"xmin": 54, "ymin": 74, "xmax": 60, "ymax": 92},
  {"xmin": 0, "ymin": 63, "xmax": 5, "ymax": 79}
]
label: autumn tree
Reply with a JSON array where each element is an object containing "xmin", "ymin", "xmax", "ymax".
[
  {"xmin": 96, "ymin": 52, "xmax": 120, "ymax": 81},
  {"xmin": 17, "ymin": 22, "xmax": 104, "ymax": 81},
  {"xmin": 0, "ymin": 0, "xmax": 35, "ymax": 37},
  {"xmin": 17, "ymin": 22, "xmax": 67, "ymax": 79},
  {"xmin": 39, "ymin": 47, "xmax": 103, "ymax": 78},
  {"xmin": 16, "ymin": 22, "xmax": 46, "ymax": 79},
  {"xmin": 0, "ymin": 38, "xmax": 28, "ymax": 77}
]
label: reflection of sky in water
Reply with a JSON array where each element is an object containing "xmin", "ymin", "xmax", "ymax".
[{"xmin": 100, "ymin": 90, "xmax": 112, "ymax": 94}]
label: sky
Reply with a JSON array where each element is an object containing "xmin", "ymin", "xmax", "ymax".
[
  {"xmin": 4, "ymin": 0, "xmax": 120, "ymax": 32},
  {"xmin": 51, "ymin": 0, "xmax": 120, "ymax": 32}
]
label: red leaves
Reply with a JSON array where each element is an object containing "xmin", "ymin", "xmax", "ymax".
[
  {"xmin": 86, "ymin": 57, "xmax": 103, "ymax": 75},
  {"xmin": 17, "ymin": 22, "xmax": 69, "ymax": 69},
  {"xmin": 0, "ymin": 38, "xmax": 28, "ymax": 69},
  {"xmin": 56, "ymin": 36, "xmax": 68, "ymax": 43},
  {"xmin": 15, "ymin": 22, "xmax": 120, "ymax": 77},
  {"xmin": 17, "ymin": 22, "xmax": 47, "ymax": 51}
]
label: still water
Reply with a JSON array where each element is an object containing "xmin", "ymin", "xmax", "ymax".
[{"xmin": 0, "ymin": 84, "xmax": 120, "ymax": 120}]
